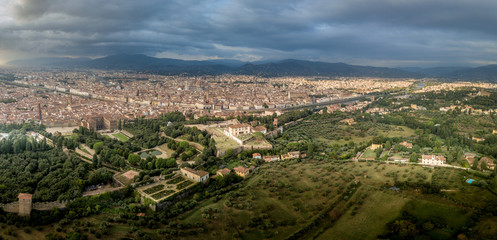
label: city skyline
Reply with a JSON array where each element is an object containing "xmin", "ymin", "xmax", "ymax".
[{"xmin": 1, "ymin": 0, "xmax": 497, "ymax": 67}]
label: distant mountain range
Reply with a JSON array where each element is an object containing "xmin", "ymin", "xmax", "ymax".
[{"xmin": 7, "ymin": 54, "xmax": 497, "ymax": 81}]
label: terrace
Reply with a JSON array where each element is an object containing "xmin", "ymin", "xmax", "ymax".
[{"xmin": 135, "ymin": 173, "xmax": 196, "ymax": 203}]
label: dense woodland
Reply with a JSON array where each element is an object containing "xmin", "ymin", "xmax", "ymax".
[
  {"xmin": 0, "ymin": 130, "xmax": 50, "ymax": 154},
  {"xmin": 0, "ymin": 148, "xmax": 90, "ymax": 203},
  {"xmin": 0, "ymin": 124, "xmax": 116, "ymax": 204}
]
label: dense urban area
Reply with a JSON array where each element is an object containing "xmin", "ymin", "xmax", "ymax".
[{"xmin": 1, "ymin": 70, "xmax": 497, "ymax": 240}]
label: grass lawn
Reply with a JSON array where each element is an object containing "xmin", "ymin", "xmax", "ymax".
[
  {"xmin": 244, "ymin": 138, "xmax": 273, "ymax": 148},
  {"xmin": 112, "ymin": 132, "xmax": 130, "ymax": 142},
  {"xmin": 379, "ymin": 125, "xmax": 416, "ymax": 138},
  {"xmin": 361, "ymin": 149, "xmax": 377, "ymax": 158},
  {"xmin": 157, "ymin": 143, "xmax": 175, "ymax": 156},
  {"xmin": 226, "ymin": 160, "xmax": 244, "ymax": 169},
  {"xmin": 313, "ymin": 124, "xmax": 416, "ymax": 146},
  {"xmin": 209, "ymin": 127, "xmax": 240, "ymax": 151},
  {"xmin": 78, "ymin": 145, "xmax": 90, "ymax": 154},
  {"xmin": 388, "ymin": 151, "xmax": 410, "ymax": 158},
  {"xmin": 317, "ymin": 190, "xmax": 409, "ymax": 240},
  {"xmin": 362, "ymin": 162, "xmax": 432, "ymax": 184},
  {"xmin": 114, "ymin": 173, "xmax": 136, "ymax": 186}
]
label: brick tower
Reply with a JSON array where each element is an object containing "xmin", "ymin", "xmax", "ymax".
[{"xmin": 18, "ymin": 193, "xmax": 33, "ymax": 217}]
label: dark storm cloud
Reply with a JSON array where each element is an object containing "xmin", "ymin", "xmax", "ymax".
[
  {"xmin": 2, "ymin": 0, "xmax": 497, "ymax": 66},
  {"xmin": 12, "ymin": 0, "xmax": 50, "ymax": 21}
]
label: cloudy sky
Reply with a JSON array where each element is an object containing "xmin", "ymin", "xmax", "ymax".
[{"xmin": 0, "ymin": 0, "xmax": 497, "ymax": 67}]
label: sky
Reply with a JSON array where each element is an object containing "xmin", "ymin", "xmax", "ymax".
[{"xmin": 1, "ymin": 0, "xmax": 497, "ymax": 67}]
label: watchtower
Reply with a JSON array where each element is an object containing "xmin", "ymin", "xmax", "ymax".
[{"xmin": 18, "ymin": 193, "xmax": 32, "ymax": 216}]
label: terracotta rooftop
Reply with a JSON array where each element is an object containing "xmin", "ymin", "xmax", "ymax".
[
  {"xmin": 216, "ymin": 168, "xmax": 231, "ymax": 176},
  {"xmin": 182, "ymin": 167, "xmax": 209, "ymax": 177},
  {"xmin": 228, "ymin": 123, "xmax": 250, "ymax": 129},
  {"xmin": 233, "ymin": 166, "xmax": 250, "ymax": 174},
  {"xmin": 252, "ymin": 126, "xmax": 267, "ymax": 131},
  {"xmin": 18, "ymin": 193, "xmax": 33, "ymax": 200}
]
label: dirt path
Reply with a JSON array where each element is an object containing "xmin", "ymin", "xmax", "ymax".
[
  {"xmin": 121, "ymin": 130, "xmax": 134, "ymax": 138},
  {"xmin": 81, "ymin": 144, "xmax": 96, "ymax": 155},
  {"xmin": 160, "ymin": 133, "xmax": 205, "ymax": 151},
  {"xmin": 82, "ymin": 184, "xmax": 123, "ymax": 197}
]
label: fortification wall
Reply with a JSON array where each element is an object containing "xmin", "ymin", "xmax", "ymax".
[{"xmin": 1, "ymin": 200, "xmax": 68, "ymax": 214}]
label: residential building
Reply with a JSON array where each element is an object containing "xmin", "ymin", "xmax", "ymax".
[
  {"xmin": 281, "ymin": 151, "xmax": 300, "ymax": 160},
  {"xmin": 180, "ymin": 167, "xmax": 209, "ymax": 182},
  {"xmin": 479, "ymin": 157, "xmax": 496, "ymax": 170},
  {"xmin": 263, "ymin": 155, "xmax": 280, "ymax": 162},
  {"xmin": 465, "ymin": 153, "xmax": 477, "ymax": 167},
  {"xmin": 233, "ymin": 166, "xmax": 253, "ymax": 178},
  {"xmin": 227, "ymin": 123, "xmax": 251, "ymax": 136},
  {"xmin": 216, "ymin": 168, "xmax": 231, "ymax": 176},
  {"xmin": 472, "ymin": 137, "xmax": 485, "ymax": 142},
  {"xmin": 252, "ymin": 126, "xmax": 267, "ymax": 134},
  {"xmin": 252, "ymin": 153, "xmax": 262, "ymax": 159},
  {"xmin": 340, "ymin": 118, "xmax": 356, "ymax": 125},
  {"xmin": 399, "ymin": 141, "xmax": 413, "ymax": 149},
  {"xmin": 420, "ymin": 155, "xmax": 446, "ymax": 165},
  {"xmin": 370, "ymin": 144, "xmax": 382, "ymax": 150}
]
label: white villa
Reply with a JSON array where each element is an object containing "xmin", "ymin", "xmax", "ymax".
[{"xmin": 420, "ymin": 155, "xmax": 446, "ymax": 165}]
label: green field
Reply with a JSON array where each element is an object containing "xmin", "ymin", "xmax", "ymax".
[
  {"xmin": 284, "ymin": 118, "xmax": 416, "ymax": 146},
  {"xmin": 173, "ymin": 161, "xmax": 437, "ymax": 240},
  {"xmin": 179, "ymin": 160, "xmax": 349, "ymax": 239},
  {"xmin": 388, "ymin": 151, "xmax": 410, "ymax": 159},
  {"xmin": 209, "ymin": 127, "xmax": 240, "ymax": 151},
  {"xmin": 6, "ymin": 160, "xmax": 497, "ymax": 240},
  {"xmin": 112, "ymin": 132, "xmax": 130, "ymax": 142},
  {"xmin": 401, "ymin": 199, "xmax": 472, "ymax": 239},
  {"xmin": 361, "ymin": 149, "xmax": 377, "ymax": 159},
  {"xmin": 317, "ymin": 190, "xmax": 409, "ymax": 240},
  {"xmin": 157, "ymin": 143, "xmax": 176, "ymax": 156}
]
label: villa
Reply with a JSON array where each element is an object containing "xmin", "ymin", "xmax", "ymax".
[
  {"xmin": 263, "ymin": 155, "xmax": 281, "ymax": 162},
  {"xmin": 420, "ymin": 155, "xmax": 446, "ymax": 165},
  {"xmin": 252, "ymin": 153, "xmax": 262, "ymax": 159},
  {"xmin": 233, "ymin": 166, "xmax": 254, "ymax": 178},
  {"xmin": 180, "ymin": 167, "xmax": 209, "ymax": 182},
  {"xmin": 399, "ymin": 141, "xmax": 413, "ymax": 149}
]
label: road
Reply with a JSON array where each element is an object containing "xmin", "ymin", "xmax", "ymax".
[{"xmin": 283, "ymin": 95, "xmax": 369, "ymax": 111}]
